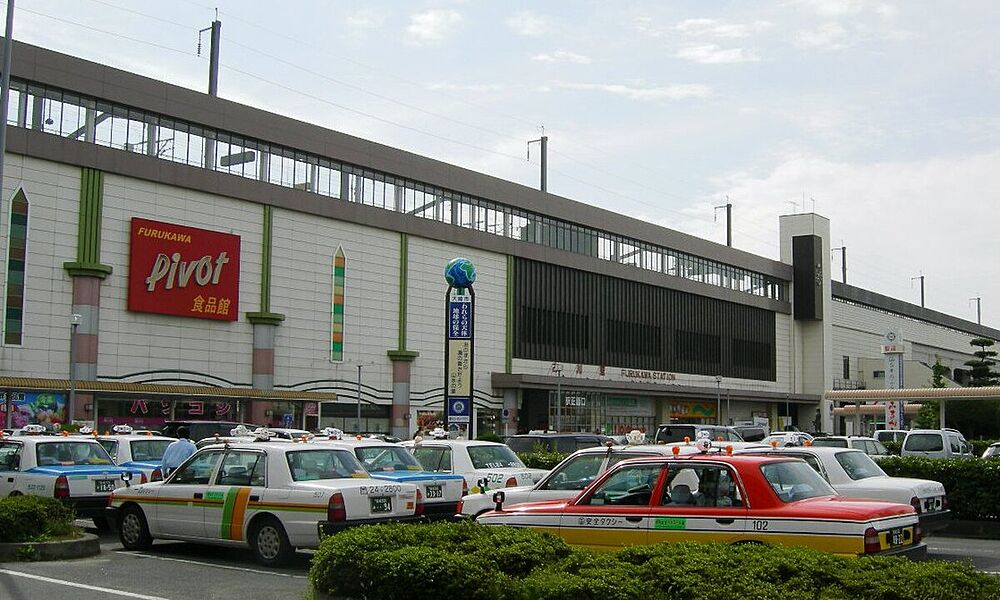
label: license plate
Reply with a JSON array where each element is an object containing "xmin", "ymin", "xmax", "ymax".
[
  {"xmin": 426, "ymin": 485, "xmax": 443, "ymax": 499},
  {"xmin": 888, "ymin": 528, "xmax": 905, "ymax": 546},
  {"xmin": 370, "ymin": 496, "xmax": 392, "ymax": 513},
  {"xmin": 95, "ymin": 479, "xmax": 116, "ymax": 493}
]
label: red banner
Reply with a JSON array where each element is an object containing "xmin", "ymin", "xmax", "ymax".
[{"xmin": 127, "ymin": 218, "xmax": 241, "ymax": 321}]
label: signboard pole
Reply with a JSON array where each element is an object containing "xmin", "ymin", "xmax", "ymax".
[
  {"xmin": 881, "ymin": 330, "xmax": 905, "ymax": 430},
  {"xmin": 443, "ymin": 258, "xmax": 476, "ymax": 438}
]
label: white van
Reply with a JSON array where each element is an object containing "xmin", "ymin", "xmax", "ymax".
[
  {"xmin": 901, "ymin": 428, "xmax": 975, "ymax": 459},
  {"xmin": 874, "ymin": 430, "xmax": 907, "ymax": 445}
]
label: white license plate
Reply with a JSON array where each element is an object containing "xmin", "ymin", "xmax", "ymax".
[
  {"xmin": 426, "ymin": 485, "xmax": 442, "ymax": 499},
  {"xmin": 370, "ymin": 496, "xmax": 392, "ymax": 513},
  {"xmin": 95, "ymin": 479, "xmax": 116, "ymax": 493}
]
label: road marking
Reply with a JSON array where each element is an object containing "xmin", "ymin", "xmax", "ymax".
[
  {"xmin": 0, "ymin": 569, "xmax": 170, "ymax": 600},
  {"xmin": 118, "ymin": 551, "xmax": 307, "ymax": 579}
]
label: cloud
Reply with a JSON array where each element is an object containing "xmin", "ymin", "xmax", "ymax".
[
  {"xmin": 557, "ymin": 81, "xmax": 712, "ymax": 101},
  {"xmin": 507, "ymin": 10, "xmax": 550, "ymax": 36},
  {"xmin": 532, "ymin": 50, "xmax": 591, "ymax": 64},
  {"xmin": 675, "ymin": 18, "xmax": 774, "ymax": 38},
  {"xmin": 346, "ymin": 8, "xmax": 387, "ymax": 30},
  {"xmin": 675, "ymin": 44, "xmax": 760, "ymax": 64},
  {"xmin": 407, "ymin": 9, "xmax": 463, "ymax": 45},
  {"xmin": 791, "ymin": 0, "xmax": 896, "ymax": 18},
  {"xmin": 425, "ymin": 82, "xmax": 507, "ymax": 92},
  {"xmin": 796, "ymin": 22, "xmax": 849, "ymax": 50}
]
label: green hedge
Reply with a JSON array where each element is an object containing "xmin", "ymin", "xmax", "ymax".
[
  {"xmin": 517, "ymin": 450, "xmax": 569, "ymax": 470},
  {"xmin": 0, "ymin": 495, "xmax": 77, "ymax": 543},
  {"xmin": 310, "ymin": 523, "xmax": 1000, "ymax": 600},
  {"xmin": 878, "ymin": 456, "xmax": 1000, "ymax": 520}
]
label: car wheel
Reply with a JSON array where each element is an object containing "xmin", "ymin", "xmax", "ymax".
[
  {"xmin": 118, "ymin": 505, "xmax": 154, "ymax": 550},
  {"xmin": 250, "ymin": 517, "xmax": 293, "ymax": 567},
  {"xmin": 9, "ymin": 491, "xmax": 22, "ymax": 496}
]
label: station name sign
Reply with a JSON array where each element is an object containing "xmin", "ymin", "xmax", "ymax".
[{"xmin": 127, "ymin": 218, "xmax": 241, "ymax": 321}]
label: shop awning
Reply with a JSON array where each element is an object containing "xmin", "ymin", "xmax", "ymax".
[
  {"xmin": 825, "ymin": 387, "xmax": 1000, "ymax": 403},
  {"xmin": 0, "ymin": 377, "xmax": 337, "ymax": 402}
]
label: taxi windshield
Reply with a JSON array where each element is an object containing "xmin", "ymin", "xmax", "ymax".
[
  {"xmin": 285, "ymin": 449, "xmax": 367, "ymax": 481},
  {"xmin": 467, "ymin": 445, "xmax": 524, "ymax": 469},
  {"xmin": 760, "ymin": 460, "xmax": 836, "ymax": 502},
  {"xmin": 36, "ymin": 441, "xmax": 114, "ymax": 466},
  {"xmin": 130, "ymin": 440, "xmax": 173, "ymax": 462},
  {"xmin": 353, "ymin": 446, "xmax": 422, "ymax": 473},
  {"xmin": 835, "ymin": 451, "xmax": 886, "ymax": 480}
]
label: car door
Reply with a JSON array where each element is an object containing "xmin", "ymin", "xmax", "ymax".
[
  {"xmin": 648, "ymin": 463, "xmax": 749, "ymax": 545},
  {"xmin": 0, "ymin": 441, "xmax": 23, "ymax": 495},
  {"xmin": 559, "ymin": 462, "xmax": 662, "ymax": 549},
  {"xmin": 204, "ymin": 449, "xmax": 267, "ymax": 542},
  {"xmin": 153, "ymin": 449, "xmax": 224, "ymax": 538}
]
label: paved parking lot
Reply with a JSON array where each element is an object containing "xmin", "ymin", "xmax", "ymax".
[{"xmin": 0, "ymin": 526, "xmax": 996, "ymax": 599}]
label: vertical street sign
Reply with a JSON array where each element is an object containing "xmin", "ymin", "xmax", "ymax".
[
  {"xmin": 444, "ymin": 258, "xmax": 477, "ymax": 436},
  {"xmin": 881, "ymin": 329, "xmax": 905, "ymax": 429}
]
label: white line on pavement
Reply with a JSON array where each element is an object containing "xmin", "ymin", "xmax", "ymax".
[
  {"xmin": 118, "ymin": 551, "xmax": 308, "ymax": 579},
  {"xmin": 0, "ymin": 569, "xmax": 170, "ymax": 600}
]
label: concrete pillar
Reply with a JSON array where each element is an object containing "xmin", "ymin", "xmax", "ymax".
[
  {"xmin": 387, "ymin": 351, "xmax": 418, "ymax": 439},
  {"xmin": 69, "ymin": 275, "xmax": 102, "ymax": 422},
  {"xmin": 250, "ymin": 321, "xmax": 277, "ymax": 426},
  {"xmin": 503, "ymin": 388, "xmax": 519, "ymax": 437}
]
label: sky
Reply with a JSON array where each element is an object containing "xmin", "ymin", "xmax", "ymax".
[{"xmin": 8, "ymin": 0, "xmax": 1000, "ymax": 329}]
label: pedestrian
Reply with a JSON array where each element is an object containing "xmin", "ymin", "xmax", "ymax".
[{"xmin": 161, "ymin": 426, "xmax": 196, "ymax": 477}]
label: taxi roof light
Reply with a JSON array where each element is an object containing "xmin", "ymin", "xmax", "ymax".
[{"xmin": 112, "ymin": 424, "xmax": 134, "ymax": 435}]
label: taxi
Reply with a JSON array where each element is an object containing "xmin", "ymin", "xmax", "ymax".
[
  {"xmin": 96, "ymin": 425, "xmax": 175, "ymax": 480},
  {"xmin": 107, "ymin": 439, "xmax": 423, "ymax": 566},
  {"xmin": 458, "ymin": 438, "xmax": 769, "ymax": 518},
  {"xmin": 0, "ymin": 425, "xmax": 148, "ymax": 528},
  {"xmin": 745, "ymin": 445, "xmax": 950, "ymax": 534},
  {"xmin": 476, "ymin": 441, "xmax": 926, "ymax": 559},
  {"xmin": 404, "ymin": 439, "xmax": 548, "ymax": 492},
  {"xmin": 327, "ymin": 436, "xmax": 466, "ymax": 521}
]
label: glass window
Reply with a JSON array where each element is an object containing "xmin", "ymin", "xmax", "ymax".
[
  {"xmin": 0, "ymin": 442, "xmax": 21, "ymax": 471},
  {"xmin": 539, "ymin": 453, "xmax": 614, "ymax": 491},
  {"xmin": 466, "ymin": 445, "xmax": 525, "ymax": 469},
  {"xmin": 813, "ymin": 438, "xmax": 849, "ymax": 448},
  {"xmin": 871, "ymin": 441, "xmax": 889, "ymax": 456},
  {"xmin": 584, "ymin": 464, "xmax": 661, "ymax": 506},
  {"xmin": 217, "ymin": 451, "xmax": 266, "ymax": 486},
  {"xmin": 354, "ymin": 446, "xmax": 423, "ymax": 473},
  {"xmin": 285, "ymin": 449, "xmax": 366, "ymax": 481},
  {"xmin": 949, "ymin": 436, "xmax": 961, "ymax": 453},
  {"xmin": 760, "ymin": 460, "xmax": 836, "ymax": 502},
  {"xmin": 130, "ymin": 439, "xmax": 173, "ymax": 462},
  {"xmin": 797, "ymin": 454, "xmax": 827, "ymax": 480},
  {"xmin": 99, "ymin": 440, "xmax": 119, "ymax": 461},
  {"xmin": 412, "ymin": 446, "xmax": 449, "ymax": 472},
  {"xmin": 170, "ymin": 451, "xmax": 223, "ymax": 485},
  {"xmin": 661, "ymin": 465, "xmax": 743, "ymax": 508},
  {"xmin": 36, "ymin": 441, "xmax": 113, "ymax": 466},
  {"xmin": 835, "ymin": 451, "xmax": 886, "ymax": 480},
  {"xmin": 904, "ymin": 433, "xmax": 944, "ymax": 452}
]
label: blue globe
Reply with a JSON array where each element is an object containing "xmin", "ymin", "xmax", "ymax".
[{"xmin": 444, "ymin": 257, "xmax": 477, "ymax": 288}]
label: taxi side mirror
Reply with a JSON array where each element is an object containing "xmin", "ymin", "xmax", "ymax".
[
  {"xmin": 121, "ymin": 471, "xmax": 133, "ymax": 487},
  {"xmin": 492, "ymin": 490, "xmax": 506, "ymax": 512}
]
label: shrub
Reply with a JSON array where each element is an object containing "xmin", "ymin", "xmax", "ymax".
[
  {"xmin": 475, "ymin": 432, "xmax": 504, "ymax": 443},
  {"xmin": 516, "ymin": 450, "xmax": 568, "ymax": 470},
  {"xmin": 877, "ymin": 455, "xmax": 1000, "ymax": 520},
  {"xmin": 0, "ymin": 495, "xmax": 76, "ymax": 543},
  {"xmin": 882, "ymin": 440, "xmax": 902, "ymax": 455}
]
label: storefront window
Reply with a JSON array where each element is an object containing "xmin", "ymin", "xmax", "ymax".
[{"xmin": 547, "ymin": 392, "xmax": 655, "ymax": 434}]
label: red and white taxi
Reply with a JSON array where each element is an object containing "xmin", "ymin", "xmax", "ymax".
[{"xmin": 477, "ymin": 449, "xmax": 926, "ymax": 558}]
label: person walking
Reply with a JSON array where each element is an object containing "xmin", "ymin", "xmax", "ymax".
[{"xmin": 161, "ymin": 426, "xmax": 197, "ymax": 477}]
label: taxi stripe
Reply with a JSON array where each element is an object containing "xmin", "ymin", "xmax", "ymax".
[
  {"xmin": 220, "ymin": 488, "xmax": 239, "ymax": 539},
  {"xmin": 229, "ymin": 488, "xmax": 252, "ymax": 541}
]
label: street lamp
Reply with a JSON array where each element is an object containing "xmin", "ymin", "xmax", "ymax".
[
  {"xmin": 356, "ymin": 364, "xmax": 362, "ymax": 435},
  {"xmin": 69, "ymin": 313, "xmax": 82, "ymax": 423},
  {"xmin": 714, "ymin": 376, "xmax": 722, "ymax": 426}
]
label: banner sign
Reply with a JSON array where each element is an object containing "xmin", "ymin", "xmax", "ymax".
[
  {"xmin": 127, "ymin": 218, "xmax": 241, "ymax": 321},
  {"xmin": 444, "ymin": 259, "xmax": 477, "ymax": 429},
  {"xmin": 1, "ymin": 392, "xmax": 68, "ymax": 429},
  {"xmin": 882, "ymin": 330, "xmax": 905, "ymax": 429}
]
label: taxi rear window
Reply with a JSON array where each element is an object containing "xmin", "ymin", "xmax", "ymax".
[
  {"xmin": 354, "ymin": 446, "xmax": 422, "ymax": 472},
  {"xmin": 760, "ymin": 460, "xmax": 835, "ymax": 502},
  {"xmin": 131, "ymin": 440, "xmax": 173, "ymax": 461},
  {"xmin": 286, "ymin": 449, "xmax": 367, "ymax": 481},
  {"xmin": 36, "ymin": 442, "xmax": 114, "ymax": 466}
]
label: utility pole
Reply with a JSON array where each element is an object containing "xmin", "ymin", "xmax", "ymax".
[
  {"xmin": 714, "ymin": 198, "xmax": 732, "ymax": 247},
  {"xmin": 199, "ymin": 16, "xmax": 221, "ymax": 169},
  {"xmin": 970, "ymin": 297, "xmax": 982, "ymax": 325},
  {"xmin": 527, "ymin": 129, "xmax": 547, "ymax": 192},
  {"xmin": 832, "ymin": 246, "xmax": 847, "ymax": 283},
  {"xmin": 911, "ymin": 275, "xmax": 925, "ymax": 307},
  {"xmin": 0, "ymin": 1, "xmax": 16, "ymax": 228}
]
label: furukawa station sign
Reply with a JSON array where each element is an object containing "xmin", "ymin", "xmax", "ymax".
[{"xmin": 127, "ymin": 218, "xmax": 241, "ymax": 321}]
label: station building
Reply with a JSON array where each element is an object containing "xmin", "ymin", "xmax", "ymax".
[{"xmin": 1, "ymin": 41, "xmax": 996, "ymax": 438}]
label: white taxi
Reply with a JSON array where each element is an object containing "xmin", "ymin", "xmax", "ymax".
[
  {"xmin": 459, "ymin": 439, "xmax": 771, "ymax": 518},
  {"xmin": 97, "ymin": 425, "xmax": 176, "ymax": 480},
  {"xmin": 0, "ymin": 425, "xmax": 148, "ymax": 529},
  {"xmin": 327, "ymin": 437, "xmax": 466, "ymax": 520},
  {"xmin": 404, "ymin": 439, "xmax": 548, "ymax": 492},
  {"xmin": 107, "ymin": 440, "xmax": 423, "ymax": 565}
]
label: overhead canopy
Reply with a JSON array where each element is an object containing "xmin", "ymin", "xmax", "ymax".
[
  {"xmin": 0, "ymin": 377, "xmax": 338, "ymax": 401},
  {"xmin": 826, "ymin": 387, "xmax": 1000, "ymax": 403}
]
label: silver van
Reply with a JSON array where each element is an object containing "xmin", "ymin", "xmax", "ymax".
[{"xmin": 901, "ymin": 428, "xmax": 974, "ymax": 459}]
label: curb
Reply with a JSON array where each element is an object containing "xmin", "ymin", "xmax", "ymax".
[
  {"xmin": 0, "ymin": 532, "xmax": 101, "ymax": 562},
  {"xmin": 938, "ymin": 520, "xmax": 1000, "ymax": 540}
]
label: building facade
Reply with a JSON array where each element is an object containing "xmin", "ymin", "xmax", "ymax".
[{"xmin": 1, "ymin": 41, "xmax": 996, "ymax": 438}]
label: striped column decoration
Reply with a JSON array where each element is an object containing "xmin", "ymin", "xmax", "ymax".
[
  {"xmin": 386, "ymin": 233, "xmax": 418, "ymax": 439},
  {"xmin": 246, "ymin": 204, "xmax": 285, "ymax": 425},
  {"xmin": 330, "ymin": 246, "xmax": 345, "ymax": 362}
]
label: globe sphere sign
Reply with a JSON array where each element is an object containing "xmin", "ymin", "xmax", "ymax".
[
  {"xmin": 444, "ymin": 257, "xmax": 477, "ymax": 288},
  {"xmin": 444, "ymin": 258, "xmax": 476, "ymax": 434}
]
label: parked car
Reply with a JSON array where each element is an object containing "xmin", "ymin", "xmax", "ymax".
[
  {"xmin": 0, "ymin": 425, "xmax": 148, "ymax": 529},
  {"xmin": 761, "ymin": 432, "xmax": 814, "ymax": 447},
  {"xmin": 404, "ymin": 439, "xmax": 548, "ymax": 491},
  {"xmin": 746, "ymin": 446, "xmax": 949, "ymax": 534},
  {"xmin": 732, "ymin": 425, "xmax": 768, "ymax": 442},
  {"xmin": 327, "ymin": 437, "xmax": 466, "ymax": 520},
  {"xmin": 265, "ymin": 428, "xmax": 314, "ymax": 441},
  {"xmin": 161, "ymin": 421, "xmax": 258, "ymax": 442},
  {"xmin": 982, "ymin": 442, "xmax": 1000, "ymax": 460},
  {"xmin": 809, "ymin": 436, "xmax": 890, "ymax": 457},
  {"xmin": 459, "ymin": 440, "xmax": 770, "ymax": 518},
  {"xmin": 476, "ymin": 453, "xmax": 925, "ymax": 558},
  {"xmin": 901, "ymin": 429, "xmax": 974, "ymax": 459},
  {"xmin": 505, "ymin": 433, "xmax": 613, "ymax": 453},
  {"xmin": 107, "ymin": 441, "xmax": 423, "ymax": 565},
  {"xmin": 97, "ymin": 426, "xmax": 175, "ymax": 480},
  {"xmin": 653, "ymin": 424, "xmax": 744, "ymax": 444},
  {"xmin": 875, "ymin": 430, "xmax": 908, "ymax": 445}
]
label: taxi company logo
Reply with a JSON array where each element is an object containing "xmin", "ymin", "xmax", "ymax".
[
  {"xmin": 127, "ymin": 218, "xmax": 241, "ymax": 322},
  {"xmin": 654, "ymin": 517, "xmax": 686, "ymax": 530},
  {"xmin": 621, "ymin": 369, "xmax": 676, "ymax": 381}
]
